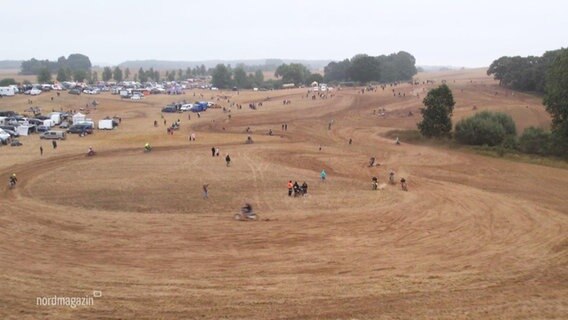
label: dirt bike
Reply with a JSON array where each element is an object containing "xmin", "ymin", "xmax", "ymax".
[
  {"xmin": 144, "ymin": 147, "xmax": 152, "ymax": 153},
  {"xmin": 8, "ymin": 180, "xmax": 16, "ymax": 190},
  {"xmin": 86, "ymin": 150, "xmax": 96, "ymax": 157},
  {"xmin": 389, "ymin": 174, "xmax": 396, "ymax": 185},
  {"xmin": 234, "ymin": 210, "xmax": 258, "ymax": 221},
  {"xmin": 371, "ymin": 181, "xmax": 378, "ymax": 190}
]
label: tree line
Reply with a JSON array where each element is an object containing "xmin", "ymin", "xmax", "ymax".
[
  {"xmin": 487, "ymin": 48, "xmax": 566, "ymax": 93},
  {"xmin": 323, "ymin": 51, "xmax": 417, "ymax": 83},
  {"xmin": 21, "ymin": 54, "xmax": 91, "ymax": 76},
  {"xmin": 211, "ymin": 62, "xmax": 328, "ymax": 89},
  {"xmin": 418, "ymin": 48, "xmax": 568, "ymax": 156},
  {"xmin": 211, "ymin": 64, "xmax": 266, "ymax": 89}
]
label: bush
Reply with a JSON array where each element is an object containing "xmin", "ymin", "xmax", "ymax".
[
  {"xmin": 0, "ymin": 78, "xmax": 16, "ymax": 86},
  {"xmin": 455, "ymin": 111, "xmax": 517, "ymax": 146},
  {"xmin": 518, "ymin": 127, "xmax": 550, "ymax": 155}
]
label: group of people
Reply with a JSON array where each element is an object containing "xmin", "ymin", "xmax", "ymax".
[
  {"xmin": 287, "ymin": 180, "xmax": 308, "ymax": 197},
  {"xmin": 371, "ymin": 170, "xmax": 408, "ymax": 191}
]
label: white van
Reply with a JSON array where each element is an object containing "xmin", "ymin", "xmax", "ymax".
[{"xmin": 40, "ymin": 131, "xmax": 66, "ymax": 140}]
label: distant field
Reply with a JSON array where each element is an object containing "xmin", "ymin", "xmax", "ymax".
[
  {"xmin": 0, "ymin": 68, "xmax": 566, "ymax": 320},
  {"xmin": 0, "ymin": 69, "xmax": 36, "ymax": 83}
]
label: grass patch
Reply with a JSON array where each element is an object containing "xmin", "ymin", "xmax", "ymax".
[{"xmin": 383, "ymin": 130, "xmax": 568, "ymax": 169}]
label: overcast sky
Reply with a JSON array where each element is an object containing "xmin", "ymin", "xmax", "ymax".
[{"xmin": 1, "ymin": 0, "xmax": 566, "ymax": 67}]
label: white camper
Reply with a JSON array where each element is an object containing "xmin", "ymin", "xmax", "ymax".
[
  {"xmin": 49, "ymin": 112, "xmax": 62, "ymax": 125},
  {"xmin": 0, "ymin": 87, "xmax": 16, "ymax": 96},
  {"xmin": 98, "ymin": 119, "xmax": 114, "ymax": 130},
  {"xmin": 43, "ymin": 119, "xmax": 55, "ymax": 127}
]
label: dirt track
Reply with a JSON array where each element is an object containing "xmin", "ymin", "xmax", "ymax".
[{"xmin": 1, "ymin": 69, "xmax": 567, "ymax": 319}]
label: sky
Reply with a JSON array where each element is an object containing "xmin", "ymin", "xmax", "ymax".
[{"xmin": 1, "ymin": 0, "xmax": 567, "ymax": 67}]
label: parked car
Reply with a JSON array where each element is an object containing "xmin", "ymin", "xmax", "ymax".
[
  {"xmin": 67, "ymin": 124, "xmax": 93, "ymax": 134},
  {"xmin": 37, "ymin": 125, "xmax": 50, "ymax": 132},
  {"xmin": 180, "ymin": 104, "xmax": 193, "ymax": 111},
  {"xmin": 68, "ymin": 89, "xmax": 81, "ymax": 95},
  {"xmin": 0, "ymin": 129, "xmax": 11, "ymax": 144},
  {"xmin": 161, "ymin": 105, "xmax": 178, "ymax": 113},
  {"xmin": 131, "ymin": 94, "xmax": 142, "ymax": 100},
  {"xmin": 1, "ymin": 128, "xmax": 19, "ymax": 137},
  {"xmin": 59, "ymin": 121, "xmax": 70, "ymax": 128},
  {"xmin": 40, "ymin": 130, "xmax": 67, "ymax": 140},
  {"xmin": 27, "ymin": 119, "xmax": 43, "ymax": 126}
]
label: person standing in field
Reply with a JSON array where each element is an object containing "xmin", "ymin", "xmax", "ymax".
[
  {"xmin": 202, "ymin": 184, "xmax": 209, "ymax": 199},
  {"xmin": 52, "ymin": 140, "xmax": 57, "ymax": 149},
  {"xmin": 225, "ymin": 154, "xmax": 231, "ymax": 167},
  {"xmin": 320, "ymin": 170, "xmax": 327, "ymax": 182},
  {"xmin": 40, "ymin": 146, "xmax": 43, "ymax": 156},
  {"xmin": 211, "ymin": 147, "xmax": 216, "ymax": 157},
  {"xmin": 287, "ymin": 180, "xmax": 293, "ymax": 196}
]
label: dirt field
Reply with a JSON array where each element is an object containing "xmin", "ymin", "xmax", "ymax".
[{"xmin": 1, "ymin": 69, "xmax": 566, "ymax": 319}]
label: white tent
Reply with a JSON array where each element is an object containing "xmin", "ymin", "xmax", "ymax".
[
  {"xmin": 16, "ymin": 125, "xmax": 34, "ymax": 136},
  {"xmin": 72, "ymin": 112, "xmax": 86, "ymax": 125}
]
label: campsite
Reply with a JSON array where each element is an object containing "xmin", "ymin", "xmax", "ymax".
[{"xmin": 1, "ymin": 66, "xmax": 567, "ymax": 319}]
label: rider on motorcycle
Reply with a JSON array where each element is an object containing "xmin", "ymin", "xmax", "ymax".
[
  {"xmin": 144, "ymin": 142, "xmax": 152, "ymax": 151},
  {"xmin": 241, "ymin": 203, "xmax": 253, "ymax": 217},
  {"xmin": 9, "ymin": 173, "xmax": 17, "ymax": 186},
  {"xmin": 87, "ymin": 146, "xmax": 95, "ymax": 156}
]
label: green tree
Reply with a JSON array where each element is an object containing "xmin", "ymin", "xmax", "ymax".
[
  {"xmin": 148, "ymin": 68, "xmax": 157, "ymax": 81},
  {"xmin": 306, "ymin": 73, "xmax": 324, "ymax": 85},
  {"xmin": 275, "ymin": 63, "xmax": 310, "ymax": 85},
  {"xmin": 37, "ymin": 67, "xmax": 52, "ymax": 83},
  {"xmin": 211, "ymin": 64, "xmax": 232, "ymax": 89},
  {"xmin": 92, "ymin": 71, "xmax": 99, "ymax": 83},
  {"xmin": 102, "ymin": 67, "xmax": 112, "ymax": 82},
  {"xmin": 254, "ymin": 70, "xmax": 264, "ymax": 86},
  {"xmin": 543, "ymin": 48, "xmax": 568, "ymax": 155},
  {"xmin": 348, "ymin": 54, "xmax": 380, "ymax": 83},
  {"xmin": 166, "ymin": 70, "xmax": 174, "ymax": 81},
  {"xmin": 124, "ymin": 68, "xmax": 131, "ymax": 80},
  {"xmin": 233, "ymin": 67, "xmax": 249, "ymax": 88},
  {"xmin": 113, "ymin": 67, "xmax": 123, "ymax": 82},
  {"xmin": 518, "ymin": 127, "xmax": 550, "ymax": 155},
  {"xmin": 177, "ymin": 68, "xmax": 183, "ymax": 81},
  {"xmin": 56, "ymin": 68, "xmax": 68, "ymax": 82},
  {"xmin": 417, "ymin": 84, "xmax": 455, "ymax": 137},
  {"xmin": 324, "ymin": 59, "xmax": 351, "ymax": 82},
  {"xmin": 138, "ymin": 67, "xmax": 148, "ymax": 82},
  {"xmin": 0, "ymin": 78, "xmax": 16, "ymax": 86},
  {"xmin": 73, "ymin": 70, "xmax": 87, "ymax": 82},
  {"xmin": 455, "ymin": 111, "xmax": 516, "ymax": 146},
  {"xmin": 487, "ymin": 49, "xmax": 564, "ymax": 93},
  {"xmin": 66, "ymin": 54, "xmax": 92, "ymax": 72}
]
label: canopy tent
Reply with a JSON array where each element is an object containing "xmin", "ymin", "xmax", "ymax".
[{"xmin": 72, "ymin": 112, "xmax": 86, "ymax": 124}]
